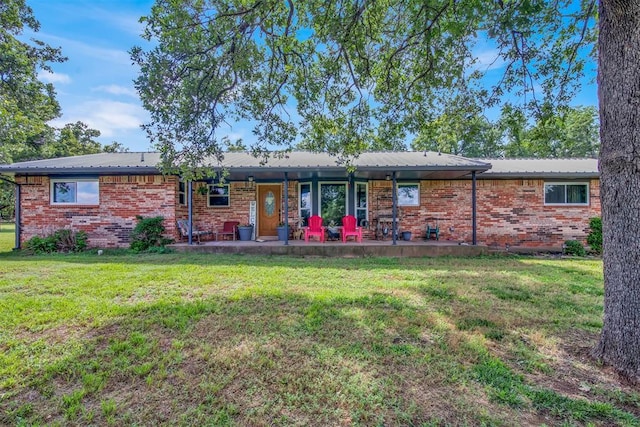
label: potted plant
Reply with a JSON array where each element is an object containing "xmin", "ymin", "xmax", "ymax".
[
  {"xmin": 237, "ymin": 223, "xmax": 254, "ymax": 241},
  {"xmin": 276, "ymin": 221, "xmax": 288, "ymax": 241},
  {"xmin": 197, "ymin": 184, "xmax": 209, "ymax": 196}
]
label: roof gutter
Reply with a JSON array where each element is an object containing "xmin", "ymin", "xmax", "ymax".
[
  {"xmin": 480, "ymin": 172, "xmax": 599, "ymax": 179},
  {"xmin": 0, "ymin": 175, "xmax": 20, "ymax": 250},
  {"xmin": 0, "ymin": 166, "xmax": 161, "ymax": 175}
]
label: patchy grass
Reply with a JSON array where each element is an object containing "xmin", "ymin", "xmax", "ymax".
[{"xmin": 0, "ymin": 251, "xmax": 636, "ymax": 426}]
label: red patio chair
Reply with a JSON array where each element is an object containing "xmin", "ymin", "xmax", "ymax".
[
  {"xmin": 341, "ymin": 215, "xmax": 363, "ymax": 243},
  {"xmin": 216, "ymin": 221, "xmax": 239, "ymax": 241},
  {"xmin": 304, "ymin": 215, "xmax": 325, "ymax": 242}
]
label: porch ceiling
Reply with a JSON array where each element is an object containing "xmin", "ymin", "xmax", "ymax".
[{"xmin": 224, "ymin": 168, "xmax": 479, "ymax": 181}]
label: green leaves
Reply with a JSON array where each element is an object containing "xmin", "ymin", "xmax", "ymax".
[
  {"xmin": 134, "ymin": 0, "xmax": 597, "ymax": 173},
  {"xmin": 0, "ymin": 0, "xmax": 66, "ymax": 156}
]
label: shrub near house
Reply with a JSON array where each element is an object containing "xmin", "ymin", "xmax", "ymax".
[
  {"xmin": 587, "ymin": 217, "xmax": 602, "ymax": 254},
  {"xmin": 130, "ymin": 216, "xmax": 173, "ymax": 252},
  {"xmin": 25, "ymin": 229, "xmax": 87, "ymax": 254}
]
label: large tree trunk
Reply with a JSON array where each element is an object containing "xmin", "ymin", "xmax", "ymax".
[{"xmin": 593, "ymin": 0, "xmax": 640, "ymax": 381}]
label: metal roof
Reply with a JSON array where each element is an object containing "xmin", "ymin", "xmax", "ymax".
[
  {"xmin": 479, "ymin": 158, "xmax": 599, "ymax": 179},
  {"xmin": 0, "ymin": 152, "xmax": 161, "ymax": 174},
  {"xmin": 0, "ymin": 151, "xmax": 490, "ymax": 180},
  {"xmin": 0, "ymin": 152, "xmax": 600, "ymax": 180}
]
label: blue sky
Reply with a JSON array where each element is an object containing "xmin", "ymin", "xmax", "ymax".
[
  {"xmin": 28, "ymin": 0, "xmax": 155, "ymax": 152},
  {"xmin": 27, "ymin": 1, "xmax": 598, "ymax": 153}
]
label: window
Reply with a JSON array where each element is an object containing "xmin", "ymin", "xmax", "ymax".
[
  {"xmin": 51, "ymin": 179, "xmax": 99, "ymax": 205},
  {"xmin": 207, "ymin": 184, "xmax": 230, "ymax": 207},
  {"xmin": 397, "ymin": 183, "xmax": 419, "ymax": 206},
  {"xmin": 178, "ymin": 181, "xmax": 186, "ymax": 205},
  {"xmin": 299, "ymin": 183, "xmax": 311, "ymax": 226},
  {"xmin": 544, "ymin": 182, "xmax": 589, "ymax": 205},
  {"xmin": 319, "ymin": 182, "xmax": 347, "ymax": 226},
  {"xmin": 355, "ymin": 182, "xmax": 368, "ymax": 226}
]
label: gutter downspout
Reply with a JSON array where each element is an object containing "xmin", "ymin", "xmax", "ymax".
[
  {"xmin": 472, "ymin": 171, "xmax": 477, "ymax": 246},
  {"xmin": 392, "ymin": 171, "xmax": 397, "ymax": 246},
  {"xmin": 187, "ymin": 180, "xmax": 193, "ymax": 245},
  {"xmin": 284, "ymin": 172, "xmax": 289, "ymax": 246},
  {"xmin": 0, "ymin": 176, "xmax": 20, "ymax": 250}
]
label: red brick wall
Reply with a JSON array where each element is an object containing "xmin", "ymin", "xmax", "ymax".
[
  {"xmin": 366, "ymin": 178, "xmax": 600, "ymax": 248},
  {"xmin": 17, "ymin": 174, "xmax": 601, "ymax": 249},
  {"xmin": 367, "ymin": 180, "xmax": 471, "ymax": 240},
  {"xmin": 177, "ymin": 181, "xmax": 303, "ymax": 236},
  {"xmin": 476, "ymin": 178, "xmax": 601, "ymax": 248},
  {"xmin": 176, "ymin": 177, "xmax": 601, "ymax": 248},
  {"xmin": 367, "ymin": 178, "xmax": 600, "ymax": 248},
  {"xmin": 17, "ymin": 174, "xmax": 178, "ymax": 248},
  {"xmin": 183, "ymin": 181, "xmax": 256, "ymax": 234}
]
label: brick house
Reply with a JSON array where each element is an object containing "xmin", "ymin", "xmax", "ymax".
[{"xmin": 0, "ymin": 151, "xmax": 599, "ymax": 250}]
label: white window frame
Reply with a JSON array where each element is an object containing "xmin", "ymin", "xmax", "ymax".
[
  {"xmin": 397, "ymin": 183, "xmax": 420, "ymax": 207},
  {"xmin": 354, "ymin": 182, "xmax": 368, "ymax": 224},
  {"xmin": 50, "ymin": 178, "xmax": 99, "ymax": 205},
  {"xmin": 178, "ymin": 181, "xmax": 186, "ymax": 206},
  {"xmin": 543, "ymin": 182, "xmax": 589, "ymax": 206},
  {"xmin": 298, "ymin": 182, "xmax": 312, "ymax": 226},
  {"xmin": 318, "ymin": 181, "xmax": 348, "ymax": 225},
  {"xmin": 207, "ymin": 184, "xmax": 230, "ymax": 207}
]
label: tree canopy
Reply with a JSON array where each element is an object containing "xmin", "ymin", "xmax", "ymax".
[
  {"xmin": 133, "ymin": 0, "xmax": 596, "ymax": 177},
  {"xmin": 410, "ymin": 104, "xmax": 599, "ymax": 158},
  {"xmin": 0, "ymin": 0, "xmax": 65, "ymax": 163}
]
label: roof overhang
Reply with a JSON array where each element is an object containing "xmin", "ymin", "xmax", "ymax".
[
  {"xmin": 480, "ymin": 172, "xmax": 599, "ymax": 179},
  {"xmin": 0, "ymin": 151, "xmax": 493, "ymax": 180},
  {"xmin": 220, "ymin": 165, "xmax": 490, "ymax": 181},
  {"xmin": 0, "ymin": 166, "xmax": 160, "ymax": 175}
]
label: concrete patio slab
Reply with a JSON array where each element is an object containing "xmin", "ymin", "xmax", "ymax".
[{"xmin": 168, "ymin": 239, "xmax": 493, "ymax": 257}]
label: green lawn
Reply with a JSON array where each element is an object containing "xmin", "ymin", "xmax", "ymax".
[
  {"xmin": 0, "ymin": 222, "xmax": 14, "ymax": 253},
  {"xmin": 0, "ymin": 249, "xmax": 637, "ymax": 426}
]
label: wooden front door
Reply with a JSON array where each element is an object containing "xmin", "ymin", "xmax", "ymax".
[{"xmin": 258, "ymin": 184, "xmax": 281, "ymax": 237}]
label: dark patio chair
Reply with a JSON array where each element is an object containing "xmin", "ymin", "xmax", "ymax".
[
  {"xmin": 426, "ymin": 223, "xmax": 440, "ymax": 240},
  {"xmin": 176, "ymin": 219, "xmax": 212, "ymax": 244}
]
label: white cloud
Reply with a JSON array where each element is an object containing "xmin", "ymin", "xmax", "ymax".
[
  {"xmin": 51, "ymin": 100, "xmax": 147, "ymax": 138},
  {"xmin": 93, "ymin": 84, "xmax": 138, "ymax": 98},
  {"xmin": 38, "ymin": 70, "xmax": 72, "ymax": 84},
  {"xmin": 225, "ymin": 131, "xmax": 244, "ymax": 140},
  {"xmin": 473, "ymin": 48, "xmax": 507, "ymax": 71},
  {"xmin": 98, "ymin": 10, "xmax": 146, "ymax": 37},
  {"xmin": 38, "ymin": 32, "xmax": 132, "ymax": 66}
]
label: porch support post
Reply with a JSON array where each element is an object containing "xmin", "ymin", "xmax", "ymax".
[
  {"xmin": 187, "ymin": 180, "xmax": 193, "ymax": 245},
  {"xmin": 14, "ymin": 183, "xmax": 20, "ymax": 250},
  {"xmin": 348, "ymin": 173, "xmax": 354, "ymax": 215},
  {"xmin": 392, "ymin": 171, "xmax": 397, "ymax": 246},
  {"xmin": 311, "ymin": 178, "xmax": 319, "ymax": 215},
  {"xmin": 472, "ymin": 171, "xmax": 477, "ymax": 246},
  {"xmin": 284, "ymin": 172, "xmax": 289, "ymax": 246}
]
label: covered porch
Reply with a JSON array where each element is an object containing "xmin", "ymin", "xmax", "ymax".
[{"xmin": 180, "ymin": 151, "xmax": 492, "ymax": 247}]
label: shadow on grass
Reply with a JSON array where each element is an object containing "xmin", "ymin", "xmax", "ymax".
[{"xmin": 1, "ymin": 290, "xmax": 633, "ymax": 427}]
